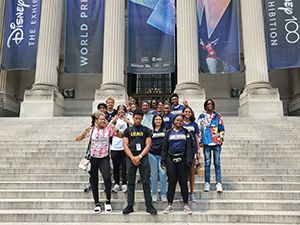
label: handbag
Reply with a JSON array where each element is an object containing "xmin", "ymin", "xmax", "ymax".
[{"xmin": 78, "ymin": 128, "xmax": 94, "ymax": 172}]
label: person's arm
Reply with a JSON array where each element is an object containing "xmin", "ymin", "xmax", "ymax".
[
  {"xmin": 160, "ymin": 130, "xmax": 170, "ymax": 169},
  {"xmin": 75, "ymin": 127, "xmax": 91, "ymax": 141},
  {"xmin": 218, "ymin": 114, "xmax": 225, "ymax": 145}
]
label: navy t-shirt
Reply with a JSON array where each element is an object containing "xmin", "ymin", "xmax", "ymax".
[
  {"xmin": 150, "ymin": 127, "xmax": 165, "ymax": 155},
  {"xmin": 168, "ymin": 128, "xmax": 187, "ymax": 154},
  {"xmin": 163, "ymin": 114, "xmax": 174, "ymax": 130},
  {"xmin": 183, "ymin": 121, "xmax": 199, "ymax": 135},
  {"xmin": 170, "ymin": 104, "xmax": 185, "ymax": 116}
]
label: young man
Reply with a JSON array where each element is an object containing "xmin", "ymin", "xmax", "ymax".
[
  {"xmin": 122, "ymin": 109, "xmax": 157, "ymax": 215},
  {"xmin": 169, "ymin": 93, "xmax": 188, "ymax": 116},
  {"xmin": 141, "ymin": 101, "xmax": 154, "ymax": 130},
  {"xmin": 197, "ymin": 99, "xmax": 225, "ymax": 193},
  {"xmin": 106, "ymin": 97, "xmax": 117, "ymax": 122}
]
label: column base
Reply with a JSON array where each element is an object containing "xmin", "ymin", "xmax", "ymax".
[
  {"xmin": 20, "ymin": 85, "xmax": 64, "ymax": 117},
  {"xmin": 239, "ymin": 82, "xmax": 283, "ymax": 117},
  {"xmin": 288, "ymin": 92, "xmax": 300, "ymax": 116},
  {"xmin": 0, "ymin": 93, "xmax": 19, "ymax": 116},
  {"xmin": 174, "ymin": 82, "xmax": 206, "ymax": 116},
  {"xmin": 92, "ymin": 83, "xmax": 127, "ymax": 112}
]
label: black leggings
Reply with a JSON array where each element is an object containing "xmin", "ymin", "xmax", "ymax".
[
  {"xmin": 90, "ymin": 156, "xmax": 111, "ymax": 204},
  {"xmin": 111, "ymin": 150, "xmax": 127, "ymax": 185},
  {"xmin": 166, "ymin": 156, "xmax": 189, "ymax": 204}
]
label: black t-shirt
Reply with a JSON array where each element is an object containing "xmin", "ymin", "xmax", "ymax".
[
  {"xmin": 106, "ymin": 109, "xmax": 117, "ymax": 122},
  {"xmin": 123, "ymin": 125, "xmax": 151, "ymax": 156}
]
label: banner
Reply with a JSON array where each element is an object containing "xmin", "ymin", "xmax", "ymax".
[
  {"xmin": 197, "ymin": 0, "xmax": 240, "ymax": 74},
  {"xmin": 64, "ymin": 0, "xmax": 105, "ymax": 74},
  {"xmin": 1, "ymin": 0, "xmax": 42, "ymax": 70},
  {"xmin": 127, "ymin": 0, "xmax": 175, "ymax": 74},
  {"xmin": 264, "ymin": 0, "xmax": 300, "ymax": 69}
]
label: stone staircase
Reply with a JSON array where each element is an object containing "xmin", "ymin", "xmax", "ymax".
[{"xmin": 0, "ymin": 117, "xmax": 299, "ymax": 225}]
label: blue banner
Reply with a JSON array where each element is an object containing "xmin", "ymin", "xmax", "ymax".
[
  {"xmin": 64, "ymin": 0, "xmax": 105, "ymax": 74},
  {"xmin": 264, "ymin": 0, "xmax": 300, "ymax": 69},
  {"xmin": 1, "ymin": 0, "xmax": 42, "ymax": 70},
  {"xmin": 197, "ymin": 0, "xmax": 240, "ymax": 74},
  {"xmin": 128, "ymin": 0, "xmax": 175, "ymax": 74}
]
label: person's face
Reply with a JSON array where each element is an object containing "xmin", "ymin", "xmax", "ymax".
[
  {"xmin": 183, "ymin": 108, "xmax": 192, "ymax": 119},
  {"xmin": 163, "ymin": 105, "xmax": 171, "ymax": 115},
  {"xmin": 96, "ymin": 115, "xmax": 107, "ymax": 127},
  {"xmin": 173, "ymin": 115, "xmax": 183, "ymax": 128},
  {"xmin": 142, "ymin": 102, "xmax": 149, "ymax": 113},
  {"xmin": 98, "ymin": 106, "xmax": 107, "ymax": 114},
  {"xmin": 131, "ymin": 104, "xmax": 137, "ymax": 112},
  {"xmin": 106, "ymin": 100, "xmax": 114, "ymax": 110},
  {"xmin": 157, "ymin": 102, "xmax": 164, "ymax": 112},
  {"xmin": 206, "ymin": 101, "xmax": 214, "ymax": 112},
  {"xmin": 154, "ymin": 116, "xmax": 163, "ymax": 127},
  {"xmin": 151, "ymin": 100, "xmax": 157, "ymax": 109},
  {"xmin": 171, "ymin": 97, "xmax": 179, "ymax": 106},
  {"xmin": 133, "ymin": 114, "xmax": 143, "ymax": 126},
  {"xmin": 118, "ymin": 106, "xmax": 125, "ymax": 117}
]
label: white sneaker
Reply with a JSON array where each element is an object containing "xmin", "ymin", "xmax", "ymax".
[
  {"xmin": 163, "ymin": 205, "xmax": 174, "ymax": 214},
  {"xmin": 112, "ymin": 184, "xmax": 120, "ymax": 193},
  {"xmin": 121, "ymin": 184, "xmax": 127, "ymax": 193},
  {"xmin": 152, "ymin": 194, "xmax": 158, "ymax": 202},
  {"xmin": 189, "ymin": 192, "xmax": 196, "ymax": 202},
  {"xmin": 161, "ymin": 195, "xmax": 167, "ymax": 202},
  {"xmin": 93, "ymin": 204, "xmax": 101, "ymax": 214},
  {"xmin": 184, "ymin": 205, "xmax": 192, "ymax": 215},
  {"xmin": 104, "ymin": 202, "xmax": 112, "ymax": 213},
  {"xmin": 204, "ymin": 182, "xmax": 210, "ymax": 192},
  {"xmin": 216, "ymin": 183, "xmax": 223, "ymax": 193}
]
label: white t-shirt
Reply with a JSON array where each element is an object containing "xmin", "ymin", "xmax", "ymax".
[{"xmin": 110, "ymin": 118, "xmax": 128, "ymax": 151}]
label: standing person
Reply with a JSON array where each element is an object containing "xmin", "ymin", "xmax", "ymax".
[
  {"xmin": 106, "ymin": 97, "xmax": 117, "ymax": 122},
  {"xmin": 122, "ymin": 109, "xmax": 157, "ymax": 215},
  {"xmin": 182, "ymin": 107, "xmax": 200, "ymax": 202},
  {"xmin": 75, "ymin": 112, "xmax": 121, "ymax": 213},
  {"xmin": 97, "ymin": 103, "xmax": 108, "ymax": 115},
  {"xmin": 150, "ymin": 99, "xmax": 157, "ymax": 114},
  {"xmin": 141, "ymin": 101, "xmax": 154, "ymax": 130},
  {"xmin": 127, "ymin": 103, "xmax": 137, "ymax": 124},
  {"xmin": 110, "ymin": 105, "xmax": 132, "ymax": 193},
  {"xmin": 155, "ymin": 100, "xmax": 164, "ymax": 116},
  {"xmin": 163, "ymin": 103, "xmax": 174, "ymax": 130},
  {"xmin": 149, "ymin": 115, "xmax": 167, "ymax": 202},
  {"xmin": 169, "ymin": 93, "xmax": 188, "ymax": 116},
  {"xmin": 161, "ymin": 115, "xmax": 194, "ymax": 215},
  {"xmin": 197, "ymin": 99, "xmax": 225, "ymax": 193}
]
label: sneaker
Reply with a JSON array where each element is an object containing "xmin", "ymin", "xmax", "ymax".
[
  {"xmin": 93, "ymin": 203, "xmax": 101, "ymax": 214},
  {"xmin": 146, "ymin": 205, "xmax": 157, "ymax": 215},
  {"xmin": 189, "ymin": 193, "xmax": 196, "ymax": 202},
  {"xmin": 216, "ymin": 183, "xmax": 223, "ymax": 193},
  {"xmin": 112, "ymin": 184, "xmax": 120, "ymax": 193},
  {"xmin": 84, "ymin": 184, "xmax": 92, "ymax": 193},
  {"xmin": 121, "ymin": 184, "xmax": 127, "ymax": 193},
  {"xmin": 123, "ymin": 205, "xmax": 134, "ymax": 214},
  {"xmin": 184, "ymin": 205, "xmax": 192, "ymax": 215},
  {"xmin": 152, "ymin": 194, "xmax": 158, "ymax": 202},
  {"xmin": 163, "ymin": 205, "xmax": 174, "ymax": 214},
  {"xmin": 204, "ymin": 182, "xmax": 210, "ymax": 192},
  {"xmin": 104, "ymin": 202, "xmax": 112, "ymax": 213},
  {"xmin": 161, "ymin": 195, "xmax": 167, "ymax": 202}
]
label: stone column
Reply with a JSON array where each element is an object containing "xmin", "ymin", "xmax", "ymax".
[
  {"xmin": 20, "ymin": 0, "xmax": 64, "ymax": 117},
  {"xmin": 288, "ymin": 68, "xmax": 300, "ymax": 115},
  {"xmin": 175, "ymin": 0, "xmax": 205, "ymax": 116},
  {"xmin": 93, "ymin": 0, "xmax": 127, "ymax": 111},
  {"xmin": 0, "ymin": 0, "xmax": 19, "ymax": 116},
  {"xmin": 239, "ymin": 0, "xmax": 283, "ymax": 116}
]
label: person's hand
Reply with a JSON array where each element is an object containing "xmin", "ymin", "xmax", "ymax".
[
  {"xmin": 82, "ymin": 127, "xmax": 91, "ymax": 136},
  {"xmin": 160, "ymin": 161, "xmax": 166, "ymax": 170},
  {"xmin": 131, "ymin": 156, "xmax": 141, "ymax": 167},
  {"xmin": 183, "ymin": 98, "xmax": 188, "ymax": 106}
]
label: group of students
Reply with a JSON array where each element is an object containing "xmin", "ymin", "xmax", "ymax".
[{"xmin": 75, "ymin": 94, "xmax": 225, "ymax": 215}]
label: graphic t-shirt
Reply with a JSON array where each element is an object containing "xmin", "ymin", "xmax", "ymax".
[
  {"xmin": 170, "ymin": 104, "xmax": 185, "ymax": 116},
  {"xmin": 168, "ymin": 128, "xmax": 187, "ymax": 154},
  {"xmin": 150, "ymin": 127, "xmax": 165, "ymax": 155},
  {"xmin": 111, "ymin": 118, "xmax": 128, "ymax": 151}
]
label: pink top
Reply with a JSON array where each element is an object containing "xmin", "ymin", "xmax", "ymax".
[{"xmin": 86, "ymin": 126, "xmax": 116, "ymax": 158}]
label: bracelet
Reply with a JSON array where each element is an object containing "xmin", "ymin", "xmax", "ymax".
[
  {"xmin": 138, "ymin": 154, "xmax": 142, "ymax": 159},
  {"xmin": 81, "ymin": 132, "xmax": 85, "ymax": 137}
]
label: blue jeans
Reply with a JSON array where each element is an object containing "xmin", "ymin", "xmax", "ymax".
[
  {"xmin": 148, "ymin": 153, "xmax": 167, "ymax": 197},
  {"xmin": 204, "ymin": 145, "xmax": 222, "ymax": 184}
]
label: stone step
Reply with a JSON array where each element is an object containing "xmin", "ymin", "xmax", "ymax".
[
  {"xmin": 0, "ymin": 199, "xmax": 299, "ymax": 211},
  {"xmin": 0, "ymin": 168, "xmax": 298, "ymax": 175},
  {"xmin": 0, "ymin": 210, "xmax": 299, "ymax": 223},
  {"xmin": 0, "ymin": 174, "xmax": 299, "ymax": 183},
  {"xmin": 0, "ymin": 181, "xmax": 299, "ymax": 190},
  {"xmin": 0, "ymin": 190, "xmax": 299, "ymax": 200},
  {"xmin": 0, "ymin": 223, "xmax": 295, "ymax": 225}
]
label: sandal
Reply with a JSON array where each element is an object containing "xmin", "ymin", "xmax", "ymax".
[{"xmin": 104, "ymin": 202, "xmax": 112, "ymax": 213}]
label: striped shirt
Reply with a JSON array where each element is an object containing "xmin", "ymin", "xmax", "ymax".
[{"xmin": 87, "ymin": 127, "xmax": 116, "ymax": 158}]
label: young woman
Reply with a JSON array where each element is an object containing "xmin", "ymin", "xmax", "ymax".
[
  {"xmin": 163, "ymin": 103, "xmax": 174, "ymax": 130},
  {"xmin": 182, "ymin": 106, "xmax": 200, "ymax": 202},
  {"xmin": 110, "ymin": 105, "xmax": 132, "ymax": 193},
  {"xmin": 75, "ymin": 112, "xmax": 121, "ymax": 214},
  {"xmin": 161, "ymin": 115, "xmax": 194, "ymax": 215},
  {"xmin": 149, "ymin": 114, "xmax": 167, "ymax": 202}
]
